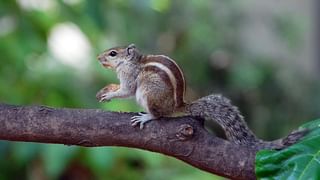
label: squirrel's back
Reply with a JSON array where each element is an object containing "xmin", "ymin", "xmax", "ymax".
[{"xmin": 140, "ymin": 55, "xmax": 186, "ymax": 108}]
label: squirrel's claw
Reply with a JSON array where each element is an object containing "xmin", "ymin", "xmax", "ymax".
[
  {"xmin": 98, "ymin": 94, "xmax": 111, "ymax": 102},
  {"xmin": 131, "ymin": 113, "xmax": 154, "ymax": 129}
]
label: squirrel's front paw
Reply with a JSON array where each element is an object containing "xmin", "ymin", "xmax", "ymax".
[
  {"xmin": 98, "ymin": 95, "xmax": 111, "ymax": 102},
  {"xmin": 96, "ymin": 92, "xmax": 109, "ymax": 102},
  {"xmin": 96, "ymin": 84, "xmax": 120, "ymax": 102}
]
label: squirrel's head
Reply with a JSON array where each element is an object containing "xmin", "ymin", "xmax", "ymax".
[{"xmin": 97, "ymin": 44, "xmax": 141, "ymax": 69}]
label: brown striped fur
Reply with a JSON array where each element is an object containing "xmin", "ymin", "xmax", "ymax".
[
  {"xmin": 137, "ymin": 66, "xmax": 175, "ymax": 117},
  {"xmin": 140, "ymin": 55, "xmax": 186, "ymax": 108}
]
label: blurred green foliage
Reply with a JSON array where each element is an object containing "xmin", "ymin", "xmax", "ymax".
[{"xmin": 0, "ymin": 0, "xmax": 318, "ymax": 179}]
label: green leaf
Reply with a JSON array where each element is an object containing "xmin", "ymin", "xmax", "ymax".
[{"xmin": 256, "ymin": 119, "xmax": 320, "ymax": 179}]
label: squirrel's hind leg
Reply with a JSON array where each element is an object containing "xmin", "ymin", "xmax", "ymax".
[{"xmin": 133, "ymin": 77, "xmax": 175, "ymax": 129}]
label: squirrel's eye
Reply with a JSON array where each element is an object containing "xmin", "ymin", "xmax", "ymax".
[{"xmin": 109, "ymin": 51, "xmax": 117, "ymax": 57}]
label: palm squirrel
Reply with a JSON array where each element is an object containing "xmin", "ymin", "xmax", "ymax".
[{"xmin": 96, "ymin": 44, "xmax": 307, "ymax": 150}]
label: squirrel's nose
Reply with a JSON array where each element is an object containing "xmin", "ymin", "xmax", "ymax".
[{"xmin": 97, "ymin": 54, "xmax": 104, "ymax": 61}]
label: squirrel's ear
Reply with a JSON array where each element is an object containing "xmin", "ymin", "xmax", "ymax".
[
  {"xmin": 128, "ymin": 44, "xmax": 136, "ymax": 49},
  {"xmin": 126, "ymin": 44, "xmax": 137, "ymax": 56}
]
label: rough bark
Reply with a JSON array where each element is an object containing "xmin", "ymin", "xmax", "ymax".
[{"xmin": 0, "ymin": 103, "xmax": 258, "ymax": 180}]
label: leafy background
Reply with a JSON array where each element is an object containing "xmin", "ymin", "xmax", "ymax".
[{"xmin": 0, "ymin": 0, "xmax": 319, "ymax": 179}]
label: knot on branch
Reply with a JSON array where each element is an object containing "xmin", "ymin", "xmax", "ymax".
[
  {"xmin": 176, "ymin": 124, "xmax": 194, "ymax": 141},
  {"xmin": 38, "ymin": 106, "xmax": 54, "ymax": 114}
]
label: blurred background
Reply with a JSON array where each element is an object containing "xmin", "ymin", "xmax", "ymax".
[{"xmin": 0, "ymin": 0, "xmax": 319, "ymax": 179}]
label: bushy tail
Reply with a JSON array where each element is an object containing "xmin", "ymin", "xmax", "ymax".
[
  {"xmin": 259, "ymin": 129, "xmax": 309, "ymax": 150},
  {"xmin": 185, "ymin": 94, "xmax": 308, "ymax": 150}
]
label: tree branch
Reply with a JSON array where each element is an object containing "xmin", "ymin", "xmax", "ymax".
[{"xmin": 0, "ymin": 103, "xmax": 258, "ymax": 180}]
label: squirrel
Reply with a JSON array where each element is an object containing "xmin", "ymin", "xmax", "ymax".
[{"xmin": 96, "ymin": 44, "xmax": 307, "ymax": 150}]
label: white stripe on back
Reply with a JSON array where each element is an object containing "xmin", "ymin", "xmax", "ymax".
[{"xmin": 144, "ymin": 62, "xmax": 178, "ymax": 104}]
